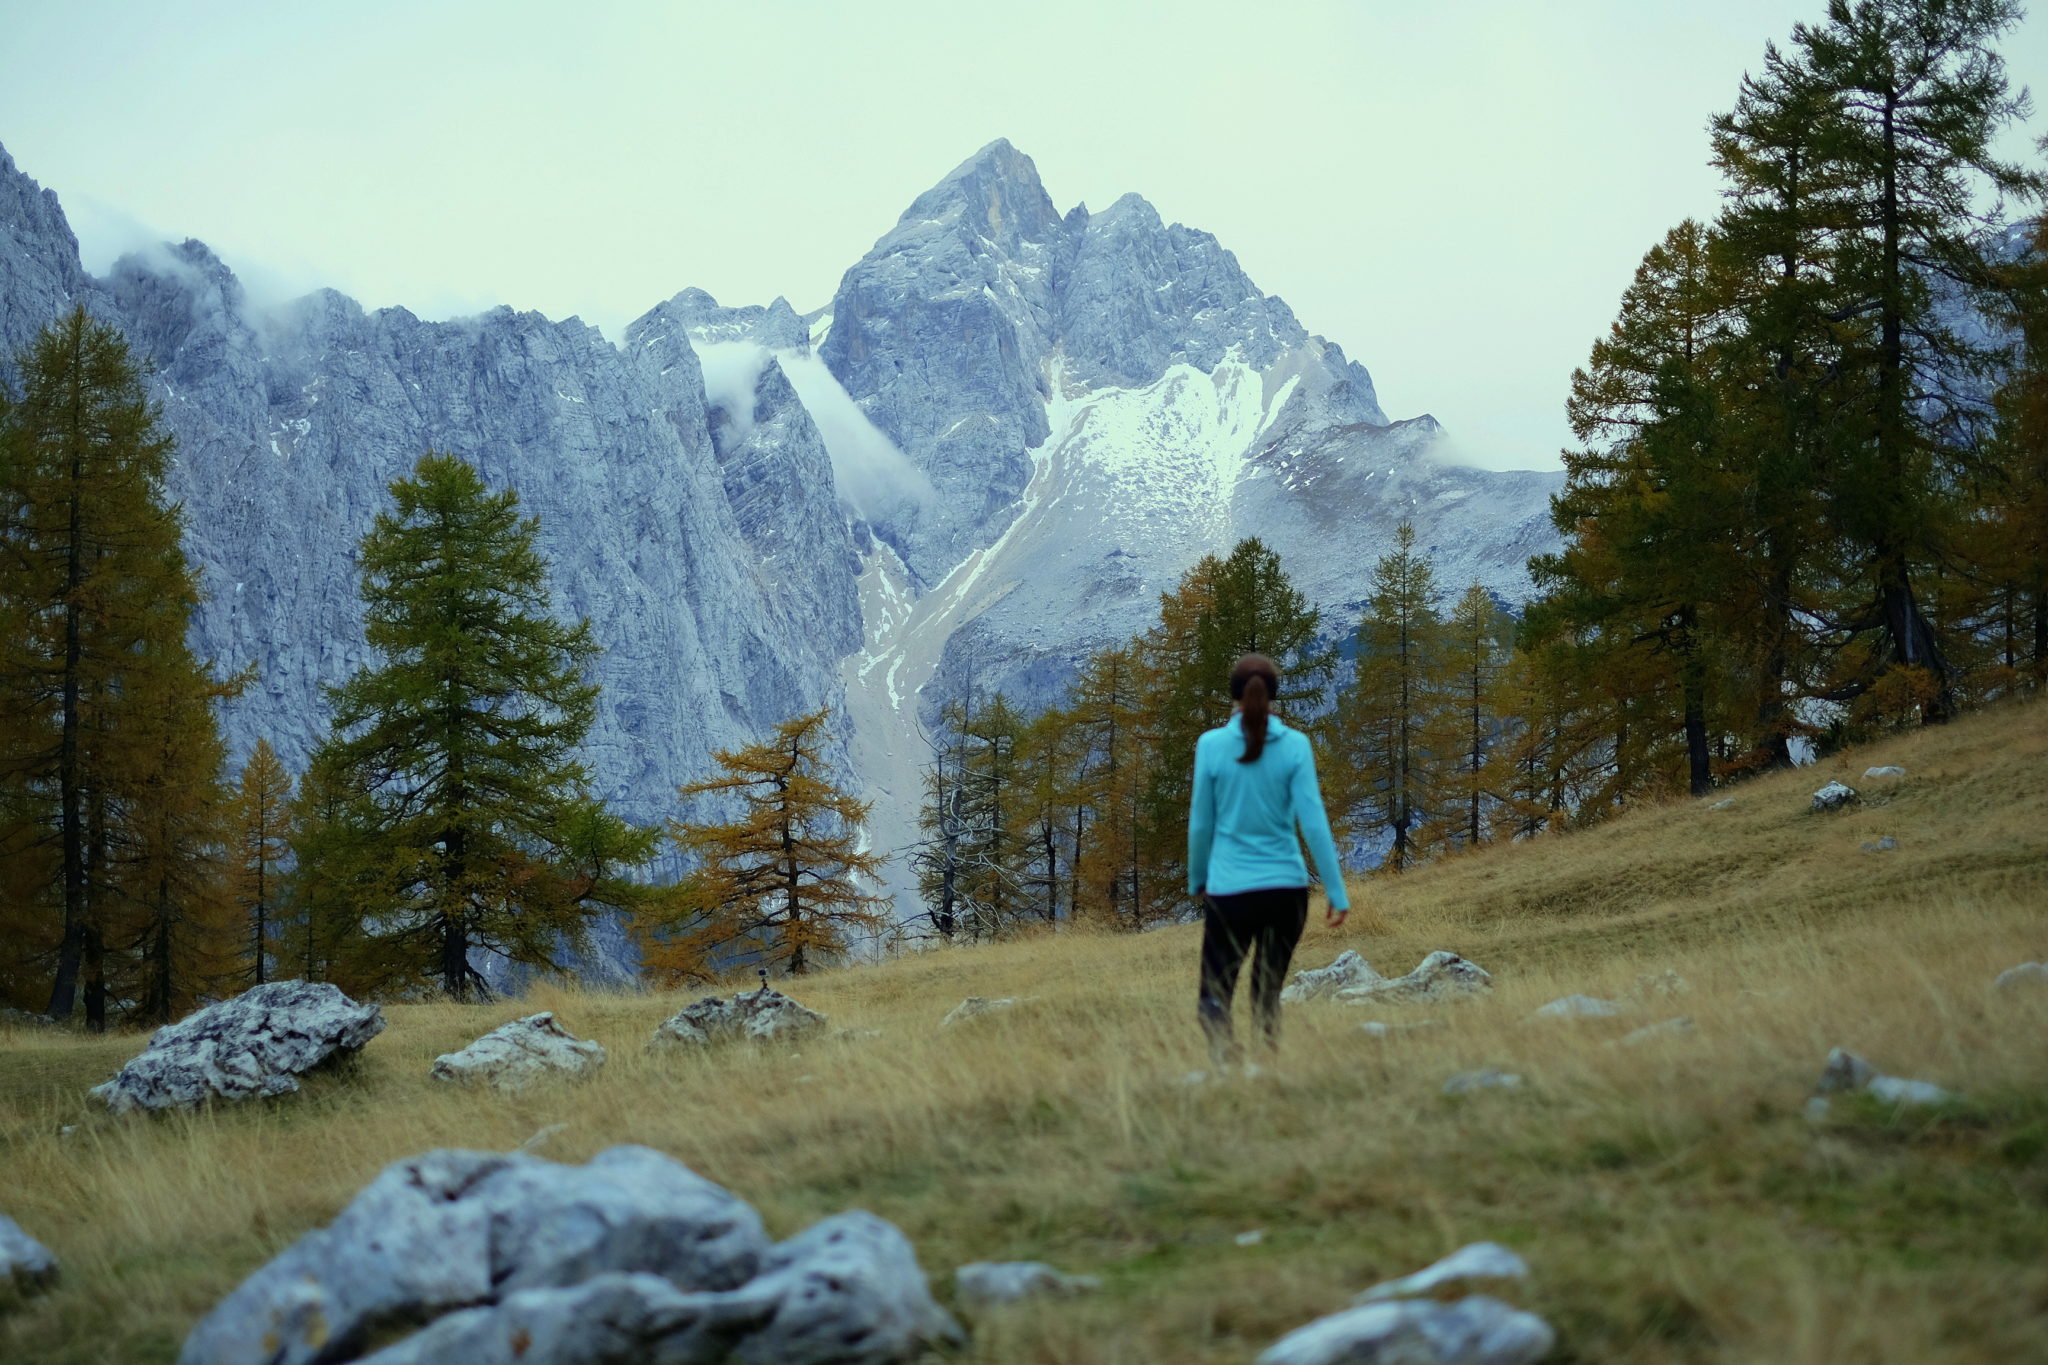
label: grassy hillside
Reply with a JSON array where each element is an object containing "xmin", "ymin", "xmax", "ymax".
[{"xmin": 4, "ymin": 695, "xmax": 2046, "ymax": 1364}]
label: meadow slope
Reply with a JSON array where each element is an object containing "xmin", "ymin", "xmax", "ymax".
[{"xmin": 3, "ymin": 695, "xmax": 2045, "ymax": 1364}]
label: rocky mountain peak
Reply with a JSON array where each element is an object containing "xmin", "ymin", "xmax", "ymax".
[{"xmin": 888, "ymin": 137, "xmax": 1065, "ymax": 255}]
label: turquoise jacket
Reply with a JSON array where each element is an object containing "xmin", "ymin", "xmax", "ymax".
[{"xmin": 1186, "ymin": 714, "xmax": 1349, "ymax": 910}]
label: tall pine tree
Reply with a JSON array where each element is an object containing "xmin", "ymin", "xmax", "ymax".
[{"xmin": 312, "ymin": 453, "xmax": 649, "ymax": 999}]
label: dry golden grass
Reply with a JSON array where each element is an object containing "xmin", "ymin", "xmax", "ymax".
[{"xmin": 4, "ymin": 695, "xmax": 2047, "ymax": 1364}]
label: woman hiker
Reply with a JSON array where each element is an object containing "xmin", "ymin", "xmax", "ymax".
[{"xmin": 1186, "ymin": 652, "xmax": 1350, "ymax": 1066}]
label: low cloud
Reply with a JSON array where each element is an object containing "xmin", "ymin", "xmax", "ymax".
[{"xmin": 693, "ymin": 340, "xmax": 933, "ymax": 520}]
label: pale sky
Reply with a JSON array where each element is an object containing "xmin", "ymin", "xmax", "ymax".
[{"xmin": 1, "ymin": 0, "xmax": 2043, "ymax": 470}]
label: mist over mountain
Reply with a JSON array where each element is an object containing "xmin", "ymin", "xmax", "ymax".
[{"xmin": 0, "ymin": 137, "xmax": 1563, "ymax": 928}]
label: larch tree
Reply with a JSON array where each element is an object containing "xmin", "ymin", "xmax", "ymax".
[
  {"xmin": 312, "ymin": 453, "xmax": 652, "ymax": 999},
  {"xmin": 1782, "ymin": 0, "xmax": 2045, "ymax": 717},
  {"xmin": 1441, "ymin": 583, "xmax": 1512, "ymax": 849},
  {"xmin": 230, "ymin": 737, "xmax": 292, "ymax": 985},
  {"xmin": 1068, "ymin": 643, "xmax": 1152, "ymax": 928},
  {"xmin": 1534, "ymin": 220, "xmax": 1750, "ymax": 796},
  {"xmin": 0, "ymin": 307, "xmax": 223, "ymax": 1026},
  {"xmin": 1339, "ymin": 523, "xmax": 1449, "ymax": 871},
  {"xmin": 646, "ymin": 707, "xmax": 886, "ymax": 980},
  {"xmin": 118, "ymin": 622, "xmax": 240, "ymax": 1026}
]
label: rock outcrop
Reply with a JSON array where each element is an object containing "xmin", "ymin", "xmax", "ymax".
[
  {"xmin": 1443, "ymin": 1070, "xmax": 1522, "ymax": 1096},
  {"xmin": 648, "ymin": 984, "xmax": 828, "ymax": 1049},
  {"xmin": 1994, "ymin": 962, "xmax": 2048, "ymax": 993},
  {"xmin": 0, "ymin": 1213, "xmax": 58, "ymax": 1297},
  {"xmin": 1258, "ymin": 1296, "xmax": 1554, "ymax": 1365},
  {"xmin": 91, "ymin": 981, "xmax": 383, "ymax": 1114},
  {"xmin": 1807, "ymin": 1047, "xmax": 1955, "ymax": 1119},
  {"xmin": 1811, "ymin": 781, "xmax": 1859, "ymax": 813},
  {"xmin": 1282, "ymin": 950, "xmax": 1381, "ymax": 1003},
  {"xmin": 430, "ymin": 1013, "xmax": 606, "ymax": 1089},
  {"xmin": 348, "ymin": 1212, "xmax": 962, "ymax": 1365},
  {"xmin": 1357, "ymin": 1243, "xmax": 1530, "ymax": 1304},
  {"xmin": 953, "ymin": 1260, "xmax": 1101, "ymax": 1312},
  {"xmin": 1336, "ymin": 952, "xmax": 1492, "ymax": 1006},
  {"xmin": 1613, "ymin": 1016, "xmax": 1695, "ymax": 1047},
  {"xmin": 940, "ymin": 996, "xmax": 1029, "ymax": 1028},
  {"xmin": 1525, "ymin": 994, "xmax": 1629, "ymax": 1022},
  {"xmin": 180, "ymin": 1145, "xmax": 960, "ymax": 1365}
]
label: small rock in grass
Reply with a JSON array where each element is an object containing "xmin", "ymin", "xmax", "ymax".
[
  {"xmin": 1860, "ymin": 836, "xmax": 1899, "ymax": 852},
  {"xmin": 1359, "ymin": 1019, "xmax": 1447, "ymax": 1039},
  {"xmin": 1993, "ymin": 962, "xmax": 2048, "ymax": 993},
  {"xmin": 1863, "ymin": 765, "xmax": 1906, "ymax": 779},
  {"xmin": 430, "ymin": 1013, "xmax": 605, "ymax": 1090},
  {"xmin": 1257, "ymin": 1295, "xmax": 1553, "ymax": 1365},
  {"xmin": 940, "ymin": 996, "xmax": 1029, "ymax": 1028},
  {"xmin": 1525, "ymin": 994, "xmax": 1629, "ymax": 1022},
  {"xmin": 1811, "ymin": 781, "xmax": 1859, "ymax": 813},
  {"xmin": 91, "ymin": 980, "xmax": 384, "ymax": 1114},
  {"xmin": 1707, "ymin": 797, "xmax": 1736, "ymax": 811},
  {"xmin": 1812, "ymin": 1046, "xmax": 1954, "ymax": 1110},
  {"xmin": 649, "ymin": 983, "xmax": 827, "ymax": 1049},
  {"xmin": 1236, "ymin": 1229, "xmax": 1267, "ymax": 1247},
  {"xmin": 1443, "ymin": 1069, "xmax": 1522, "ymax": 1096},
  {"xmin": 0, "ymin": 1006, "xmax": 54, "ymax": 1031},
  {"xmin": 1356, "ymin": 1242, "xmax": 1530, "ymax": 1303},
  {"xmin": 953, "ymin": 1261, "xmax": 1101, "ymax": 1312},
  {"xmin": 1282, "ymin": 950, "xmax": 1382, "ymax": 1003},
  {"xmin": 1335, "ymin": 951, "xmax": 1492, "ymax": 1006},
  {"xmin": 1611, "ymin": 1016, "xmax": 1695, "ymax": 1048},
  {"xmin": 0, "ymin": 1213, "xmax": 58, "ymax": 1296}
]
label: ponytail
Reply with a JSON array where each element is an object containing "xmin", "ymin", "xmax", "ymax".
[{"xmin": 1230, "ymin": 654, "xmax": 1279, "ymax": 763}]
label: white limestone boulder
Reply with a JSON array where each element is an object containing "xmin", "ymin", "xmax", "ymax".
[
  {"xmin": 953, "ymin": 1260, "xmax": 1101, "ymax": 1312},
  {"xmin": 1443, "ymin": 1070, "xmax": 1522, "ymax": 1096},
  {"xmin": 345, "ymin": 1211, "xmax": 964, "ymax": 1365},
  {"xmin": 180, "ymin": 1146, "xmax": 770, "ymax": 1365},
  {"xmin": 940, "ymin": 996, "xmax": 1031, "ymax": 1027},
  {"xmin": 648, "ymin": 983, "xmax": 827, "ymax": 1049},
  {"xmin": 1807, "ymin": 1047, "xmax": 1955, "ymax": 1120},
  {"xmin": 1258, "ymin": 1295, "xmax": 1554, "ymax": 1365},
  {"xmin": 1525, "ymin": 994, "xmax": 1629, "ymax": 1022},
  {"xmin": 1993, "ymin": 962, "xmax": 2047, "ymax": 993},
  {"xmin": 1863, "ymin": 765, "xmax": 1906, "ymax": 779},
  {"xmin": 431, "ymin": 1013, "xmax": 605, "ymax": 1090},
  {"xmin": 1612, "ymin": 1016, "xmax": 1695, "ymax": 1048},
  {"xmin": 1811, "ymin": 781, "xmax": 1859, "ymax": 813},
  {"xmin": 1282, "ymin": 950, "xmax": 1382, "ymax": 1003},
  {"xmin": 90, "ymin": 980, "xmax": 384, "ymax": 1114},
  {"xmin": 0, "ymin": 1213, "xmax": 58, "ymax": 1297},
  {"xmin": 0, "ymin": 1006, "xmax": 54, "ymax": 1031},
  {"xmin": 1860, "ymin": 836, "xmax": 1899, "ymax": 852},
  {"xmin": 1335, "ymin": 952, "xmax": 1493, "ymax": 1006},
  {"xmin": 1357, "ymin": 1242, "xmax": 1530, "ymax": 1303}
]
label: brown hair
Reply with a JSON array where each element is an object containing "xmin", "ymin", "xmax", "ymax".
[{"xmin": 1230, "ymin": 654, "xmax": 1280, "ymax": 763}]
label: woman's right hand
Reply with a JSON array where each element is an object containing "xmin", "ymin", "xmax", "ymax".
[{"xmin": 1326, "ymin": 905, "xmax": 1348, "ymax": 928}]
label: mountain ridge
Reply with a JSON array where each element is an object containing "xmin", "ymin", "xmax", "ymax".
[{"xmin": 0, "ymin": 136, "xmax": 1564, "ymax": 930}]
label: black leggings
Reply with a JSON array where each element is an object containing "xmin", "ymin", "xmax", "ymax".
[{"xmin": 1198, "ymin": 886, "xmax": 1309, "ymax": 1059}]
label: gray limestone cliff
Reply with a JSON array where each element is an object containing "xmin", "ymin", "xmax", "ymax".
[{"xmin": 0, "ymin": 150, "xmax": 861, "ymax": 851}]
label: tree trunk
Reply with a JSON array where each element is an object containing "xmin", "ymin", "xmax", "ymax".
[
  {"xmin": 440, "ymin": 825, "xmax": 469, "ymax": 999},
  {"xmin": 47, "ymin": 339, "xmax": 88, "ymax": 1021}
]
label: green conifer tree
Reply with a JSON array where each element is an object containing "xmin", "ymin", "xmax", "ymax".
[{"xmin": 312, "ymin": 453, "xmax": 650, "ymax": 998}]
